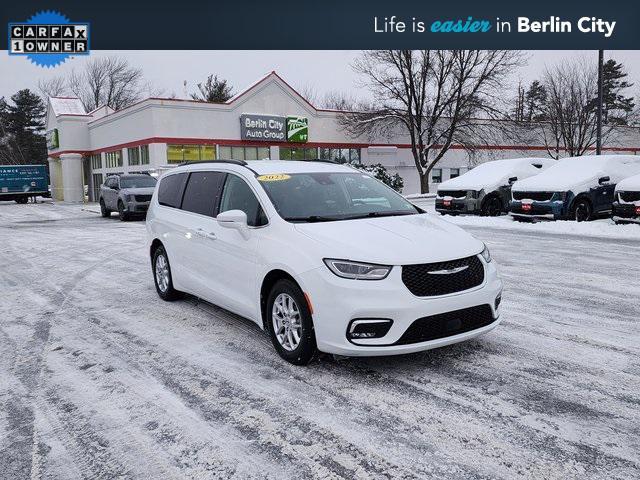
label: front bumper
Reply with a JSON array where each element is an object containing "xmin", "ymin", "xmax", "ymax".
[
  {"xmin": 509, "ymin": 200, "xmax": 566, "ymax": 220},
  {"xmin": 435, "ymin": 198, "xmax": 479, "ymax": 214},
  {"xmin": 612, "ymin": 202, "xmax": 640, "ymax": 224},
  {"xmin": 299, "ymin": 257, "xmax": 503, "ymax": 356},
  {"xmin": 123, "ymin": 201, "xmax": 151, "ymax": 214}
]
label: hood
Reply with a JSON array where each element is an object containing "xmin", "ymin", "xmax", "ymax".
[
  {"xmin": 121, "ymin": 187, "xmax": 156, "ymax": 195},
  {"xmin": 616, "ymin": 173, "xmax": 640, "ymax": 192},
  {"xmin": 294, "ymin": 214, "xmax": 484, "ymax": 265}
]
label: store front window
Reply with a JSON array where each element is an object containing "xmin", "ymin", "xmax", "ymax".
[
  {"xmin": 280, "ymin": 147, "xmax": 318, "ymax": 160},
  {"xmin": 431, "ymin": 168, "xmax": 442, "ymax": 184},
  {"xmin": 319, "ymin": 148, "xmax": 361, "ymax": 164},
  {"xmin": 219, "ymin": 146, "xmax": 270, "ymax": 161},
  {"xmin": 167, "ymin": 144, "xmax": 216, "ymax": 163}
]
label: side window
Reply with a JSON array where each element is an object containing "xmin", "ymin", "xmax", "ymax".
[
  {"xmin": 158, "ymin": 173, "xmax": 188, "ymax": 208},
  {"xmin": 219, "ymin": 174, "xmax": 267, "ymax": 227},
  {"xmin": 181, "ymin": 171, "xmax": 226, "ymax": 217}
]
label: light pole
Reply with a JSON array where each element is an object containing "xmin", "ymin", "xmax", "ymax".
[{"xmin": 596, "ymin": 50, "xmax": 604, "ymax": 155}]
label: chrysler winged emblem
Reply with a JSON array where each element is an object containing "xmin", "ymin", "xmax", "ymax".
[{"xmin": 427, "ymin": 265, "xmax": 469, "ymax": 275}]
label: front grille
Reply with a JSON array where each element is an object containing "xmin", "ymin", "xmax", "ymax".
[
  {"xmin": 619, "ymin": 191, "xmax": 640, "ymax": 203},
  {"xmin": 613, "ymin": 203, "xmax": 638, "ymax": 218},
  {"xmin": 438, "ymin": 190, "xmax": 467, "ymax": 198},
  {"xmin": 436, "ymin": 200, "xmax": 465, "ymax": 211},
  {"xmin": 511, "ymin": 204, "xmax": 553, "ymax": 216},
  {"xmin": 513, "ymin": 191, "xmax": 553, "ymax": 201},
  {"xmin": 395, "ymin": 304, "xmax": 495, "ymax": 345},
  {"xmin": 402, "ymin": 255, "xmax": 484, "ymax": 297},
  {"xmin": 134, "ymin": 194, "xmax": 152, "ymax": 202}
]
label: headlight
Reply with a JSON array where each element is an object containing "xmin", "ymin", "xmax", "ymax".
[
  {"xmin": 323, "ymin": 259, "xmax": 392, "ymax": 280},
  {"xmin": 553, "ymin": 192, "xmax": 567, "ymax": 201},
  {"xmin": 480, "ymin": 244, "xmax": 492, "ymax": 263},
  {"xmin": 468, "ymin": 190, "xmax": 478, "ymax": 199},
  {"xmin": 124, "ymin": 194, "xmax": 132, "ymax": 202}
]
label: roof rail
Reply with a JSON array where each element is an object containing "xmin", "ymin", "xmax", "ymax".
[
  {"xmin": 304, "ymin": 158, "xmax": 339, "ymax": 164},
  {"xmin": 178, "ymin": 159, "xmax": 248, "ymax": 167}
]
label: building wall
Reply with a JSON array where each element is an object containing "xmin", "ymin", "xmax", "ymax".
[{"xmin": 47, "ymin": 73, "xmax": 640, "ymax": 198}]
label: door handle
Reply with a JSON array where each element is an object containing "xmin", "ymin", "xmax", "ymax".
[{"xmin": 196, "ymin": 228, "xmax": 217, "ymax": 240}]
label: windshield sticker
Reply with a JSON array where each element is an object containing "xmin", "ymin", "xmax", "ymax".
[{"xmin": 257, "ymin": 174, "xmax": 291, "ymax": 182}]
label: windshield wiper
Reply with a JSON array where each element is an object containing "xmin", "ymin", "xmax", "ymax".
[
  {"xmin": 344, "ymin": 210, "xmax": 416, "ymax": 220},
  {"xmin": 284, "ymin": 215, "xmax": 339, "ymax": 223}
]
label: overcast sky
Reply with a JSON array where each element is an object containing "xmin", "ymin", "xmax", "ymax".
[{"xmin": 1, "ymin": 50, "xmax": 639, "ymax": 105}]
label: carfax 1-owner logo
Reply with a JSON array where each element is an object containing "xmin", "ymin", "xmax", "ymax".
[{"xmin": 8, "ymin": 10, "xmax": 90, "ymax": 67}]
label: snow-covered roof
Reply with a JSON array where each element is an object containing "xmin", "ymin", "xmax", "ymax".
[
  {"xmin": 616, "ymin": 172, "xmax": 640, "ymax": 192},
  {"xmin": 49, "ymin": 97, "xmax": 86, "ymax": 116},
  {"xmin": 437, "ymin": 157, "xmax": 555, "ymax": 192},
  {"xmin": 514, "ymin": 155, "xmax": 640, "ymax": 191}
]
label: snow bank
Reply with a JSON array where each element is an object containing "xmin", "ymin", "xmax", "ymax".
[{"xmin": 441, "ymin": 213, "xmax": 640, "ymax": 240}]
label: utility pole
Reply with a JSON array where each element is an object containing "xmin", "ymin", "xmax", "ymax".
[{"xmin": 596, "ymin": 50, "xmax": 604, "ymax": 155}]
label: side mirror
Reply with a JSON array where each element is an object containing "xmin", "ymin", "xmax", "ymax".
[
  {"xmin": 598, "ymin": 176, "xmax": 610, "ymax": 185},
  {"xmin": 508, "ymin": 176, "xmax": 518, "ymax": 185},
  {"xmin": 217, "ymin": 209, "xmax": 248, "ymax": 229}
]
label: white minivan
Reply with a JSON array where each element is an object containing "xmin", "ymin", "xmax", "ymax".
[{"xmin": 146, "ymin": 160, "xmax": 503, "ymax": 365}]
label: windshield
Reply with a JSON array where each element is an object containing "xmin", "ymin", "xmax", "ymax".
[
  {"xmin": 257, "ymin": 172, "xmax": 420, "ymax": 222},
  {"xmin": 120, "ymin": 176, "xmax": 157, "ymax": 189}
]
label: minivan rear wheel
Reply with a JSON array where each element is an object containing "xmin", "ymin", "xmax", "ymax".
[
  {"xmin": 152, "ymin": 246, "xmax": 180, "ymax": 301},
  {"xmin": 266, "ymin": 279, "xmax": 317, "ymax": 365}
]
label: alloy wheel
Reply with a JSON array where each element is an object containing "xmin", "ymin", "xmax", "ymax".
[
  {"xmin": 155, "ymin": 254, "xmax": 170, "ymax": 292},
  {"xmin": 272, "ymin": 293, "xmax": 302, "ymax": 351}
]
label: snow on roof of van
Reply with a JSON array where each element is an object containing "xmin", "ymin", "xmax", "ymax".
[
  {"xmin": 437, "ymin": 157, "xmax": 555, "ymax": 191},
  {"xmin": 176, "ymin": 160, "xmax": 354, "ymax": 175},
  {"xmin": 49, "ymin": 97, "xmax": 87, "ymax": 116},
  {"xmin": 513, "ymin": 155, "xmax": 640, "ymax": 191}
]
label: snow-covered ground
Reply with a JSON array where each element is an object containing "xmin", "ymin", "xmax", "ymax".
[
  {"xmin": 1, "ymin": 201, "xmax": 639, "ymax": 479},
  {"xmin": 411, "ymin": 196, "xmax": 640, "ymax": 240}
]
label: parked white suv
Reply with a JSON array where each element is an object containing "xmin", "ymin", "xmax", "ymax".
[{"xmin": 146, "ymin": 160, "xmax": 503, "ymax": 365}]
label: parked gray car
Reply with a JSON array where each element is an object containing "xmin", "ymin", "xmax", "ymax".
[{"xmin": 99, "ymin": 174, "xmax": 157, "ymax": 221}]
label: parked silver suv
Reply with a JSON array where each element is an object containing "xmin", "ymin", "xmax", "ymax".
[{"xmin": 99, "ymin": 174, "xmax": 157, "ymax": 221}]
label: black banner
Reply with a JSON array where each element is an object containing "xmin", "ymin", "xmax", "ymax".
[{"xmin": 2, "ymin": 0, "xmax": 639, "ymax": 50}]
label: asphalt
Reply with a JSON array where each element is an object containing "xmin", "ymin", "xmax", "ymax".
[{"xmin": 0, "ymin": 201, "xmax": 638, "ymax": 479}]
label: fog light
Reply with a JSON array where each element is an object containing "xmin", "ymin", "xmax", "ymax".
[{"xmin": 347, "ymin": 319, "xmax": 393, "ymax": 340}]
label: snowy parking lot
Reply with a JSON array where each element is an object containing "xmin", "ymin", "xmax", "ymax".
[{"xmin": 1, "ymin": 200, "xmax": 639, "ymax": 479}]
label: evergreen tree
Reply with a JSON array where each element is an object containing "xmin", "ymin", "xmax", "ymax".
[
  {"xmin": 601, "ymin": 59, "xmax": 635, "ymax": 125},
  {"xmin": 0, "ymin": 89, "xmax": 47, "ymax": 165},
  {"xmin": 524, "ymin": 80, "xmax": 548, "ymax": 122},
  {"xmin": 190, "ymin": 75, "xmax": 234, "ymax": 103}
]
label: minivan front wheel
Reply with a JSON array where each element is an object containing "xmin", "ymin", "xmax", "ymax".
[
  {"xmin": 118, "ymin": 201, "xmax": 130, "ymax": 221},
  {"xmin": 573, "ymin": 199, "xmax": 592, "ymax": 222},
  {"xmin": 152, "ymin": 246, "xmax": 180, "ymax": 301},
  {"xmin": 267, "ymin": 279, "xmax": 317, "ymax": 365}
]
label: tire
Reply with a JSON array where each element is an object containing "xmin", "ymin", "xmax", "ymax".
[
  {"xmin": 152, "ymin": 245, "xmax": 181, "ymax": 301},
  {"xmin": 266, "ymin": 279, "xmax": 317, "ymax": 365},
  {"xmin": 100, "ymin": 199, "xmax": 111, "ymax": 217},
  {"xmin": 117, "ymin": 201, "xmax": 129, "ymax": 221},
  {"xmin": 481, "ymin": 196, "xmax": 503, "ymax": 217},
  {"xmin": 15, "ymin": 196, "xmax": 28, "ymax": 204},
  {"xmin": 572, "ymin": 198, "xmax": 592, "ymax": 222}
]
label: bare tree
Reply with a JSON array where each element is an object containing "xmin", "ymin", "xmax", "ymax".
[
  {"xmin": 65, "ymin": 57, "xmax": 147, "ymax": 111},
  {"xmin": 527, "ymin": 59, "xmax": 616, "ymax": 158},
  {"xmin": 340, "ymin": 50, "xmax": 522, "ymax": 193},
  {"xmin": 37, "ymin": 77, "xmax": 67, "ymax": 99}
]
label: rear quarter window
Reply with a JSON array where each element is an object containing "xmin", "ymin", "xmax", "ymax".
[{"xmin": 158, "ymin": 173, "xmax": 188, "ymax": 208}]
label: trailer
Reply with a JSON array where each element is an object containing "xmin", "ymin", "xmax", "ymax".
[{"xmin": 0, "ymin": 164, "xmax": 49, "ymax": 203}]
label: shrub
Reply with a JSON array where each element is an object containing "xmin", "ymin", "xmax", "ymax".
[{"xmin": 350, "ymin": 162, "xmax": 404, "ymax": 193}]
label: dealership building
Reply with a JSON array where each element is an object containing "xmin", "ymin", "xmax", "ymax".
[{"xmin": 45, "ymin": 71, "xmax": 640, "ymax": 202}]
